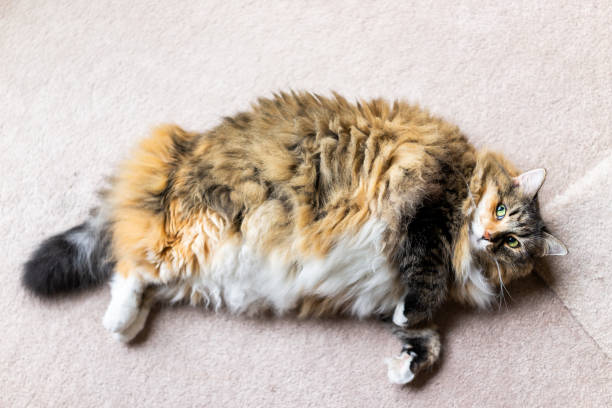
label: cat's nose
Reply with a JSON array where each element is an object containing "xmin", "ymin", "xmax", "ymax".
[{"xmin": 482, "ymin": 230, "xmax": 491, "ymax": 241}]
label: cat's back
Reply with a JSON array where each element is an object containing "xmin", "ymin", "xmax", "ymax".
[
  {"xmin": 108, "ymin": 91, "xmax": 475, "ymax": 255},
  {"xmin": 185, "ymin": 90, "xmax": 474, "ymax": 209},
  {"xmin": 109, "ymin": 91, "xmax": 475, "ymax": 231}
]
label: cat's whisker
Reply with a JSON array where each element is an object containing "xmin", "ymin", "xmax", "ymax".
[
  {"xmin": 492, "ymin": 258, "xmax": 511, "ymax": 310},
  {"xmin": 501, "ymin": 279, "xmax": 513, "ymax": 302}
]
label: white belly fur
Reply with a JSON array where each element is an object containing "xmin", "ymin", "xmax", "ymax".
[{"xmin": 154, "ymin": 218, "xmax": 402, "ymax": 318}]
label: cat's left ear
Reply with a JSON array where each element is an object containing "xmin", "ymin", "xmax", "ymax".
[
  {"xmin": 539, "ymin": 231, "xmax": 568, "ymax": 256},
  {"xmin": 513, "ymin": 168, "xmax": 546, "ymax": 199}
]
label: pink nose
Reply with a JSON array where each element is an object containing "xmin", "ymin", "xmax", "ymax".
[{"xmin": 482, "ymin": 230, "xmax": 491, "ymax": 240}]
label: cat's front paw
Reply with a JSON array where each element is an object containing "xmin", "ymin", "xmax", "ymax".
[
  {"xmin": 388, "ymin": 327, "xmax": 441, "ymax": 384},
  {"xmin": 384, "ymin": 351, "xmax": 416, "ymax": 384}
]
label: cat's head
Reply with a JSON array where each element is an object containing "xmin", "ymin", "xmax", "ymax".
[{"xmin": 464, "ymin": 151, "xmax": 567, "ymax": 287}]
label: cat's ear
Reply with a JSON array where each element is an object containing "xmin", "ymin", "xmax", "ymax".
[
  {"xmin": 513, "ymin": 168, "xmax": 546, "ymax": 199},
  {"xmin": 539, "ymin": 231, "xmax": 568, "ymax": 256}
]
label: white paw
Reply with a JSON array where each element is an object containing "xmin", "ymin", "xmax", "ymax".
[
  {"xmin": 392, "ymin": 301, "xmax": 408, "ymax": 327},
  {"xmin": 384, "ymin": 351, "xmax": 415, "ymax": 385},
  {"xmin": 112, "ymin": 331, "xmax": 134, "ymax": 343},
  {"xmin": 111, "ymin": 305, "xmax": 151, "ymax": 343},
  {"xmin": 103, "ymin": 298, "xmax": 140, "ymax": 333},
  {"xmin": 103, "ymin": 275, "xmax": 143, "ymax": 333}
]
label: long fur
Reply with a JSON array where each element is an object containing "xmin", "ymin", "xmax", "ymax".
[{"xmin": 23, "ymin": 91, "xmax": 566, "ymax": 383}]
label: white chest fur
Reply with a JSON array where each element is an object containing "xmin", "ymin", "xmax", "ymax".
[
  {"xmin": 158, "ymin": 218, "xmax": 402, "ymax": 318},
  {"xmin": 454, "ymin": 254, "xmax": 495, "ymax": 308}
]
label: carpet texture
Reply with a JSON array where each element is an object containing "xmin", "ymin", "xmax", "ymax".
[{"xmin": 2, "ymin": 1, "xmax": 611, "ymax": 406}]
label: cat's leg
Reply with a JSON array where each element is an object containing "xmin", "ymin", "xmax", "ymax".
[
  {"xmin": 385, "ymin": 326, "xmax": 441, "ymax": 385},
  {"xmin": 112, "ymin": 290, "xmax": 155, "ymax": 343},
  {"xmin": 392, "ymin": 266, "xmax": 448, "ymax": 328},
  {"xmin": 387, "ymin": 269, "xmax": 445, "ymax": 384},
  {"xmin": 102, "ymin": 272, "xmax": 145, "ymax": 335},
  {"xmin": 393, "ymin": 203, "xmax": 450, "ymax": 328},
  {"xmin": 388, "ymin": 245, "xmax": 447, "ymax": 383}
]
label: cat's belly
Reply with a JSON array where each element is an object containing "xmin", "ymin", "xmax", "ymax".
[{"xmin": 154, "ymin": 218, "xmax": 403, "ymax": 318}]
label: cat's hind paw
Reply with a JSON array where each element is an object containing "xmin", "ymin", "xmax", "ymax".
[
  {"xmin": 384, "ymin": 351, "xmax": 416, "ymax": 385},
  {"xmin": 102, "ymin": 275, "xmax": 144, "ymax": 334},
  {"xmin": 102, "ymin": 296, "xmax": 140, "ymax": 333},
  {"xmin": 111, "ymin": 303, "xmax": 151, "ymax": 343}
]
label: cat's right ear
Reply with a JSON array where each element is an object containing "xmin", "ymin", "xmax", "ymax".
[
  {"xmin": 539, "ymin": 231, "xmax": 568, "ymax": 256},
  {"xmin": 513, "ymin": 168, "xmax": 546, "ymax": 199}
]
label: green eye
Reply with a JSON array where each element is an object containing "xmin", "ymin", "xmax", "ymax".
[
  {"xmin": 496, "ymin": 204, "xmax": 506, "ymax": 219},
  {"xmin": 506, "ymin": 236, "xmax": 520, "ymax": 248}
]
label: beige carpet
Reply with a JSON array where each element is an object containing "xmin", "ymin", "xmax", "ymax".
[{"xmin": 2, "ymin": 1, "xmax": 611, "ymax": 406}]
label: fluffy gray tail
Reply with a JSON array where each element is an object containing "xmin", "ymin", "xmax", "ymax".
[{"xmin": 23, "ymin": 211, "xmax": 114, "ymax": 296}]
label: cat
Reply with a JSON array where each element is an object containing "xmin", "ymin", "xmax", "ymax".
[{"xmin": 23, "ymin": 91, "xmax": 567, "ymax": 384}]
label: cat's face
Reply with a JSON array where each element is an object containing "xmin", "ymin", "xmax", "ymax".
[{"xmin": 469, "ymin": 165, "xmax": 567, "ymax": 284}]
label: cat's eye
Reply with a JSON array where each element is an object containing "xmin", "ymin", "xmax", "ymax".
[
  {"xmin": 506, "ymin": 236, "xmax": 520, "ymax": 248},
  {"xmin": 495, "ymin": 204, "xmax": 506, "ymax": 220}
]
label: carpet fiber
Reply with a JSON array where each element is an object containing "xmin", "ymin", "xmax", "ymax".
[{"xmin": 2, "ymin": 1, "xmax": 611, "ymax": 406}]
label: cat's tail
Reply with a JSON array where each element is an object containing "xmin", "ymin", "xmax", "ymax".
[{"xmin": 22, "ymin": 208, "xmax": 114, "ymax": 296}]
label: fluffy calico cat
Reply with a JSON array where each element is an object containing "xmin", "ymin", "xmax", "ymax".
[{"xmin": 23, "ymin": 92, "xmax": 567, "ymax": 384}]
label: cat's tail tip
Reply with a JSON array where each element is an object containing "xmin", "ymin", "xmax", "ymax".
[{"xmin": 23, "ymin": 220, "xmax": 114, "ymax": 297}]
